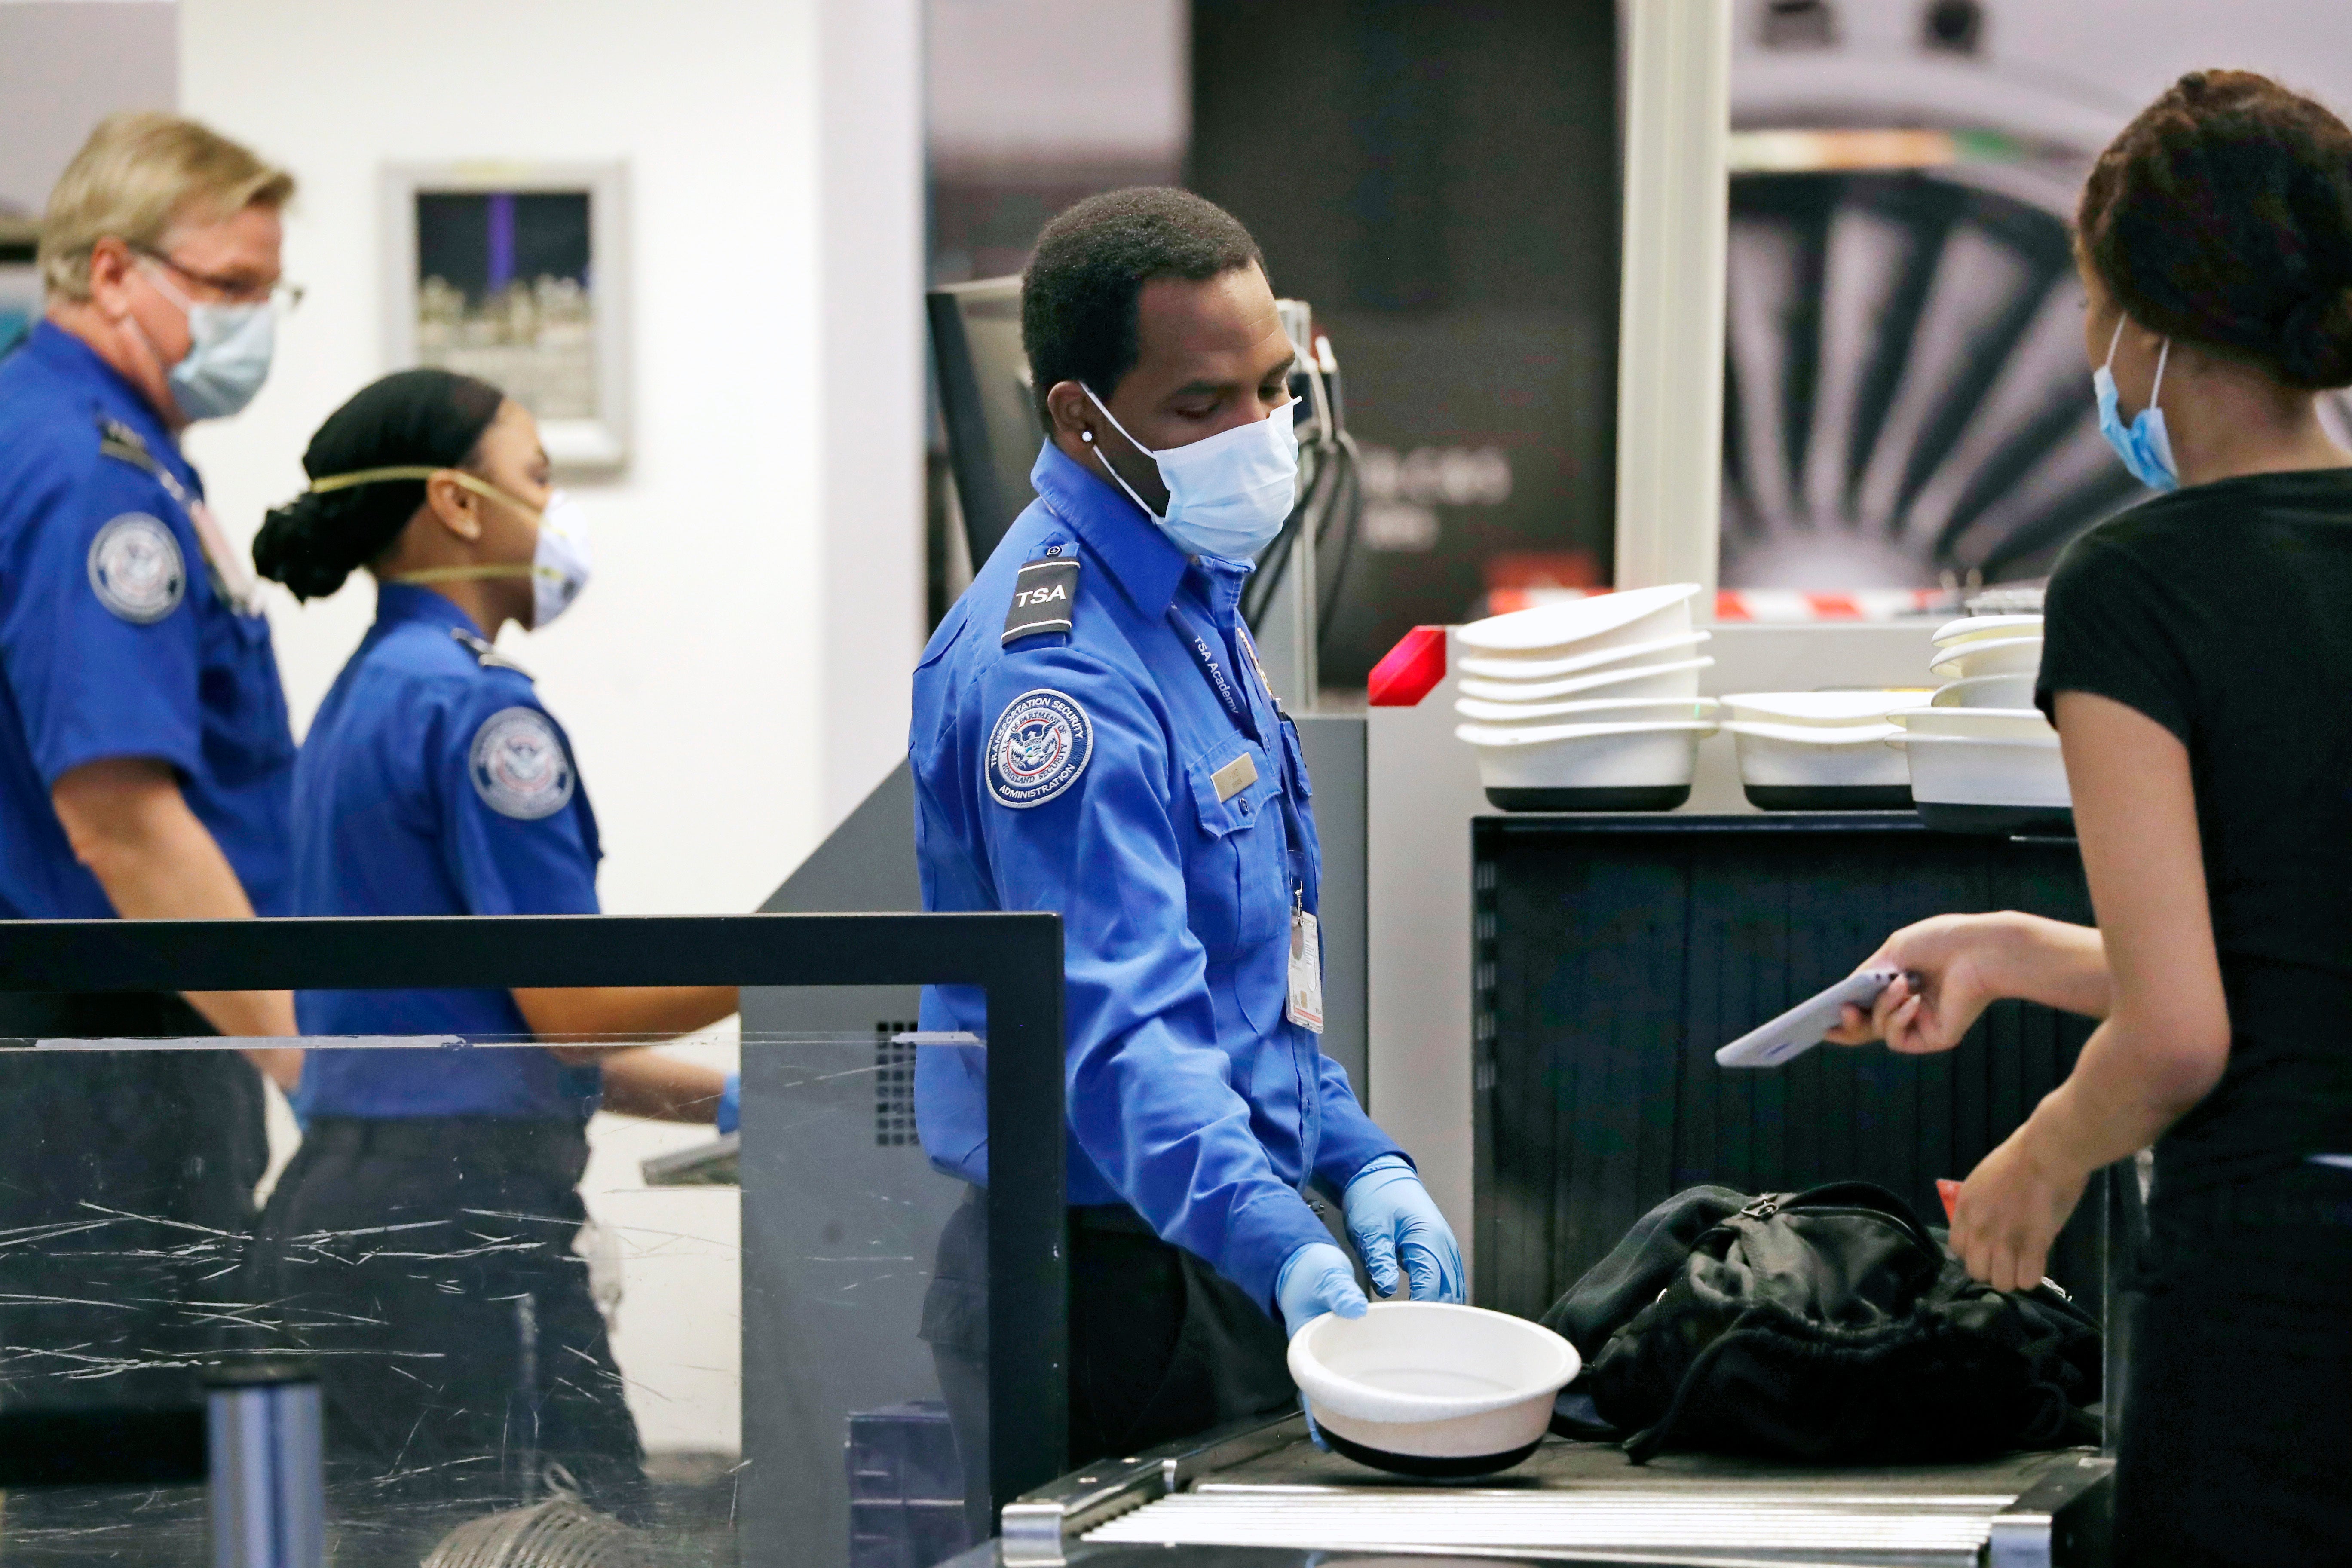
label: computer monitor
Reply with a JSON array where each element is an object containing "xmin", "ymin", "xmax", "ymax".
[{"xmin": 927, "ymin": 276, "xmax": 1043, "ymax": 573}]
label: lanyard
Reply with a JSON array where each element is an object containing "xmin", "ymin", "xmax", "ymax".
[
  {"xmin": 98, "ymin": 419, "xmax": 262, "ymax": 616},
  {"xmin": 1170, "ymin": 608, "xmax": 1253, "ymax": 730},
  {"xmin": 1168, "ymin": 604, "xmax": 1317, "ymax": 909},
  {"xmin": 149, "ymin": 466, "xmax": 257, "ymax": 612}
]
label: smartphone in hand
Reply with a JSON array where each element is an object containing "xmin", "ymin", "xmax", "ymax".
[{"xmin": 1715, "ymin": 967, "xmax": 1904, "ymax": 1069}]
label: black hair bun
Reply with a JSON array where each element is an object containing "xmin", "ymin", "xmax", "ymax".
[
  {"xmin": 2277, "ymin": 285, "xmax": 2352, "ymax": 389},
  {"xmin": 249, "ymin": 367, "xmax": 509, "ymax": 604},
  {"xmin": 253, "ymin": 489, "xmax": 388, "ymax": 602}
]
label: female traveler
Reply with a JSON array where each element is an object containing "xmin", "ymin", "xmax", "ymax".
[
  {"xmin": 245, "ymin": 368, "xmax": 739, "ymax": 1526},
  {"xmin": 1827, "ymin": 71, "xmax": 2352, "ymax": 1567}
]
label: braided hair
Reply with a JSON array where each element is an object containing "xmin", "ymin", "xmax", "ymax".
[
  {"xmin": 2078, "ymin": 70, "xmax": 2352, "ymax": 390},
  {"xmin": 251, "ymin": 369, "xmax": 506, "ymax": 601}
]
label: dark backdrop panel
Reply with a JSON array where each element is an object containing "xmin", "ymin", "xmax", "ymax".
[
  {"xmin": 1191, "ymin": 0, "xmax": 1620, "ymax": 685},
  {"xmin": 1473, "ymin": 816, "xmax": 2099, "ymax": 1322}
]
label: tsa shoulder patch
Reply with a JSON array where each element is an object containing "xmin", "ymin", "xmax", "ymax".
[
  {"xmin": 86, "ymin": 512, "xmax": 186, "ymax": 624},
  {"xmin": 1002, "ymin": 554, "xmax": 1079, "ymax": 645},
  {"xmin": 985, "ymin": 688, "xmax": 1093, "ymax": 808},
  {"xmin": 469, "ymin": 706, "xmax": 576, "ymax": 820}
]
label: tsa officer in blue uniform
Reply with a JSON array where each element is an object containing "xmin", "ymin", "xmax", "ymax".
[
  {"xmin": 240, "ymin": 369, "xmax": 738, "ymax": 1524},
  {"xmin": 913, "ymin": 188, "xmax": 1464, "ymax": 1485},
  {"xmin": 0, "ymin": 114, "xmax": 301, "ymax": 1411}
]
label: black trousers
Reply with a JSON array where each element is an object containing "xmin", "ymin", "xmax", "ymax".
[
  {"xmin": 2112, "ymin": 1164, "xmax": 2352, "ymax": 1567},
  {"xmin": 0, "ymin": 992, "xmax": 266, "ymax": 1411},
  {"xmin": 240, "ymin": 1117, "xmax": 650, "ymax": 1528},
  {"xmin": 922, "ymin": 1188, "xmax": 1296, "ymax": 1537}
]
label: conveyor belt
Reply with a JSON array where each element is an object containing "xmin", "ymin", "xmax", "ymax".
[
  {"xmin": 1089, "ymin": 1486, "xmax": 2006, "ymax": 1564},
  {"xmin": 997, "ymin": 1418, "xmax": 2114, "ymax": 1568}
]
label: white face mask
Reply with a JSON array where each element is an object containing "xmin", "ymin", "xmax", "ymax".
[
  {"xmin": 1081, "ymin": 386, "xmax": 1299, "ymax": 562},
  {"xmin": 527, "ymin": 490, "xmax": 592, "ymax": 629},
  {"xmin": 140, "ymin": 260, "xmax": 276, "ymax": 421}
]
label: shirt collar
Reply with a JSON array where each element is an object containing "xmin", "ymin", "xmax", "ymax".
[
  {"xmin": 26, "ymin": 321, "xmax": 179, "ymax": 459},
  {"xmin": 374, "ymin": 581, "xmax": 487, "ymax": 639},
  {"xmin": 1029, "ymin": 440, "xmax": 1189, "ymax": 617}
]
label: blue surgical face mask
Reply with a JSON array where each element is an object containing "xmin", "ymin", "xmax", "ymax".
[
  {"xmin": 2094, "ymin": 316, "xmax": 2179, "ymax": 493},
  {"xmin": 141, "ymin": 260, "xmax": 276, "ymax": 422},
  {"xmin": 1081, "ymin": 386, "xmax": 1299, "ymax": 562}
]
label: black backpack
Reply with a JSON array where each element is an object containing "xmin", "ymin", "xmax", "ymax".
[{"xmin": 1540, "ymin": 1182, "xmax": 2102, "ymax": 1464}]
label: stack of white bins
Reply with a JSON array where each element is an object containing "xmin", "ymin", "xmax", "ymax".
[
  {"xmin": 1718, "ymin": 690, "xmax": 1920, "ymax": 810},
  {"xmin": 1451, "ymin": 584, "xmax": 1718, "ymax": 811},
  {"xmin": 1890, "ymin": 614, "xmax": 2072, "ymax": 832}
]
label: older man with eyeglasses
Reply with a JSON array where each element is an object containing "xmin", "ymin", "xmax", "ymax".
[{"xmin": 0, "ymin": 113, "xmax": 302, "ymax": 1418}]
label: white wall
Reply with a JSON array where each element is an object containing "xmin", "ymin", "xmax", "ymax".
[
  {"xmin": 0, "ymin": 0, "xmax": 177, "ymax": 217},
  {"xmin": 819, "ymin": 0, "xmax": 927, "ymax": 820}
]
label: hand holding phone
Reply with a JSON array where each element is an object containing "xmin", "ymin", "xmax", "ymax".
[{"xmin": 1716, "ymin": 967, "xmax": 1906, "ymax": 1069}]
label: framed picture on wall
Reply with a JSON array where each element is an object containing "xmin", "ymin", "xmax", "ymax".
[
  {"xmin": 1, "ymin": 216, "xmax": 41, "ymax": 361},
  {"xmin": 380, "ymin": 162, "xmax": 628, "ymax": 471}
]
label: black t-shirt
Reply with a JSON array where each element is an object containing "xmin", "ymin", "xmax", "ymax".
[{"xmin": 2039, "ymin": 468, "xmax": 2352, "ymax": 1200}]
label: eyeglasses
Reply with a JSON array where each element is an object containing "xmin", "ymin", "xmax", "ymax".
[{"xmin": 132, "ymin": 246, "xmax": 306, "ymax": 313}]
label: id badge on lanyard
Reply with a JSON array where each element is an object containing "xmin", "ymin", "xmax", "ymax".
[
  {"xmin": 1235, "ymin": 625, "xmax": 1325, "ymax": 1031},
  {"xmin": 1287, "ymin": 888, "xmax": 1325, "ymax": 1034},
  {"xmin": 153, "ymin": 466, "xmax": 263, "ymax": 616}
]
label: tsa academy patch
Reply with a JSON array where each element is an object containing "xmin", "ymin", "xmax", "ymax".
[
  {"xmin": 469, "ymin": 707, "xmax": 576, "ymax": 820},
  {"xmin": 986, "ymin": 689, "xmax": 1093, "ymax": 808},
  {"xmin": 87, "ymin": 513, "xmax": 185, "ymax": 624}
]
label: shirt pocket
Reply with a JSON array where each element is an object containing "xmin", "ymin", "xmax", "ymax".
[
  {"xmin": 196, "ymin": 603, "xmax": 295, "ymax": 788},
  {"xmin": 1277, "ymin": 712, "xmax": 1314, "ymax": 801},
  {"xmin": 1182, "ymin": 737, "xmax": 1286, "ymax": 959}
]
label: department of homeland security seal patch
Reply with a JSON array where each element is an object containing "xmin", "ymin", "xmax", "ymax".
[
  {"xmin": 469, "ymin": 707, "xmax": 576, "ymax": 820},
  {"xmin": 986, "ymin": 689, "xmax": 1093, "ymax": 808},
  {"xmin": 87, "ymin": 513, "xmax": 185, "ymax": 624}
]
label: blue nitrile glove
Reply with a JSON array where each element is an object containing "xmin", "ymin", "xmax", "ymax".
[
  {"xmin": 1342, "ymin": 1155, "xmax": 1466, "ymax": 1303},
  {"xmin": 717, "ymin": 1073, "xmax": 741, "ymax": 1135},
  {"xmin": 1275, "ymin": 1240, "xmax": 1368, "ymax": 1339}
]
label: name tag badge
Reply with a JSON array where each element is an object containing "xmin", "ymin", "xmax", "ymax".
[
  {"xmin": 1211, "ymin": 752, "xmax": 1258, "ymax": 803},
  {"xmin": 1287, "ymin": 910, "xmax": 1325, "ymax": 1034}
]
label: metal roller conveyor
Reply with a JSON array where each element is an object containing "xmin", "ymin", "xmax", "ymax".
[{"xmin": 990, "ymin": 1415, "xmax": 2113, "ymax": 1568}]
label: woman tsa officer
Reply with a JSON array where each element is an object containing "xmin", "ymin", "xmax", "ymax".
[{"xmin": 243, "ymin": 368, "xmax": 739, "ymax": 1524}]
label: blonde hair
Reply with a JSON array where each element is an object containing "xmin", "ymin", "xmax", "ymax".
[{"xmin": 38, "ymin": 112, "xmax": 295, "ymax": 300}]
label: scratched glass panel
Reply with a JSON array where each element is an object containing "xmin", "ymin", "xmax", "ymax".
[{"xmin": 0, "ymin": 1015, "xmax": 992, "ymax": 1567}]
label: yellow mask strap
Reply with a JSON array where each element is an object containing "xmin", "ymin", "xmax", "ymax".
[
  {"xmin": 386, "ymin": 563, "xmax": 536, "ymax": 585},
  {"xmin": 306, "ymin": 468, "xmax": 545, "ymax": 588},
  {"xmin": 306, "ymin": 465, "xmax": 539, "ymax": 520}
]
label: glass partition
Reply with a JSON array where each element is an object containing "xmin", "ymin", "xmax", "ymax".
[{"xmin": 0, "ymin": 912, "xmax": 1063, "ymax": 1568}]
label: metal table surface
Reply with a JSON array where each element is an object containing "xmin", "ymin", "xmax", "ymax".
[{"xmin": 976, "ymin": 1415, "xmax": 2113, "ymax": 1568}]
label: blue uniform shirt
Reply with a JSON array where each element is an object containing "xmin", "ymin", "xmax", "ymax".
[
  {"xmin": 291, "ymin": 583, "xmax": 602, "ymax": 1121},
  {"xmin": 0, "ymin": 322, "xmax": 294, "ymax": 918},
  {"xmin": 911, "ymin": 440, "xmax": 1406, "ymax": 1310}
]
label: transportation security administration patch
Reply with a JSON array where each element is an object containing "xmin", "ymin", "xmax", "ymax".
[
  {"xmin": 469, "ymin": 707, "xmax": 576, "ymax": 820},
  {"xmin": 986, "ymin": 689, "xmax": 1093, "ymax": 808},
  {"xmin": 87, "ymin": 513, "xmax": 186, "ymax": 624}
]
